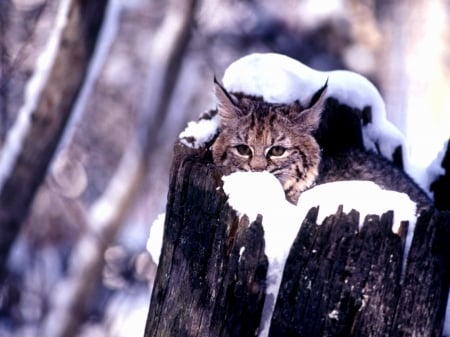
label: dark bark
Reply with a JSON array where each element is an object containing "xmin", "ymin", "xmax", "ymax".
[
  {"xmin": 146, "ymin": 143, "xmax": 450, "ymax": 337},
  {"xmin": 391, "ymin": 210, "xmax": 450, "ymax": 337},
  {"xmin": 144, "ymin": 144, "xmax": 267, "ymax": 337},
  {"xmin": 0, "ymin": 0, "xmax": 108, "ymax": 276},
  {"xmin": 270, "ymin": 208, "xmax": 450, "ymax": 337},
  {"xmin": 430, "ymin": 139, "xmax": 450, "ymax": 211},
  {"xmin": 269, "ymin": 209, "xmax": 404, "ymax": 336}
]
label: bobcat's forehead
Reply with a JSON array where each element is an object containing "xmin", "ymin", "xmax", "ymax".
[{"xmin": 236, "ymin": 102, "xmax": 292, "ymax": 145}]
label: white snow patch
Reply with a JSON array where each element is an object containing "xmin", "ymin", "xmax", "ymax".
[
  {"xmin": 298, "ymin": 180, "xmax": 417, "ymax": 274},
  {"xmin": 0, "ymin": 0, "xmax": 72, "ymax": 191},
  {"xmin": 298, "ymin": 180, "xmax": 417, "ymax": 234},
  {"xmin": 238, "ymin": 246, "xmax": 246, "ymax": 263},
  {"xmin": 178, "ymin": 114, "xmax": 220, "ymax": 149},
  {"xmin": 223, "ymin": 53, "xmax": 327, "ymax": 106},
  {"xmin": 239, "ymin": 246, "xmax": 245, "ymax": 256},
  {"xmin": 222, "ymin": 171, "xmax": 301, "ymax": 337},
  {"xmin": 328, "ymin": 309, "xmax": 340, "ymax": 320},
  {"xmin": 146, "ymin": 213, "xmax": 165, "ymax": 264},
  {"xmin": 222, "ymin": 171, "xmax": 297, "ymax": 231},
  {"xmin": 223, "ymin": 53, "xmax": 386, "ymax": 118},
  {"xmin": 221, "ymin": 171, "xmax": 418, "ymax": 337}
]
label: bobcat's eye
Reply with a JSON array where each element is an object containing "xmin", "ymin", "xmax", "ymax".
[
  {"xmin": 235, "ymin": 144, "xmax": 252, "ymax": 157},
  {"xmin": 267, "ymin": 146, "xmax": 286, "ymax": 157}
]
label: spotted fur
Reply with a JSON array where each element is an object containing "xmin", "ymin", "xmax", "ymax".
[{"xmin": 212, "ymin": 80, "xmax": 327, "ymax": 204}]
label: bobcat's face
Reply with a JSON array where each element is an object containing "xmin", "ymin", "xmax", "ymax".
[{"xmin": 212, "ymin": 81, "xmax": 327, "ymax": 204}]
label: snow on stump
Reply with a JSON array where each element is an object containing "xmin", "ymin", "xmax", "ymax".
[{"xmin": 143, "ymin": 142, "xmax": 450, "ymax": 337}]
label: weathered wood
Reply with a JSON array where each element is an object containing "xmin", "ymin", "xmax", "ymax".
[
  {"xmin": 145, "ymin": 143, "xmax": 450, "ymax": 337},
  {"xmin": 144, "ymin": 144, "xmax": 267, "ymax": 337},
  {"xmin": 269, "ymin": 207, "xmax": 450, "ymax": 337},
  {"xmin": 391, "ymin": 210, "xmax": 450, "ymax": 336},
  {"xmin": 430, "ymin": 139, "xmax": 450, "ymax": 211},
  {"xmin": 269, "ymin": 208, "xmax": 405, "ymax": 336}
]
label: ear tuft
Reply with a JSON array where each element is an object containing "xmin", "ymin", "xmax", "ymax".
[
  {"xmin": 308, "ymin": 79, "xmax": 328, "ymax": 109},
  {"xmin": 294, "ymin": 80, "xmax": 328, "ymax": 132},
  {"xmin": 214, "ymin": 77, "xmax": 240, "ymax": 125}
]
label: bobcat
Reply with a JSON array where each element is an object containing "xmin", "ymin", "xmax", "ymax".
[{"xmin": 211, "ymin": 79, "xmax": 431, "ymax": 209}]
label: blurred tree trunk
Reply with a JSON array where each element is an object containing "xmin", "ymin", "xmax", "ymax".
[
  {"xmin": 376, "ymin": 0, "xmax": 450, "ymax": 162},
  {"xmin": 0, "ymin": 0, "xmax": 109, "ymax": 277},
  {"xmin": 41, "ymin": 0, "xmax": 199, "ymax": 336},
  {"xmin": 145, "ymin": 143, "xmax": 450, "ymax": 337},
  {"xmin": 0, "ymin": 0, "xmax": 12, "ymax": 143}
]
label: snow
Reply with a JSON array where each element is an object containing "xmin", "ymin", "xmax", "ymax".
[
  {"xmin": 179, "ymin": 114, "xmax": 220, "ymax": 149},
  {"xmin": 146, "ymin": 213, "xmax": 165, "ymax": 264},
  {"xmin": 221, "ymin": 171, "xmax": 418, "ymax": 337},
  {"xmin": 222, "ymin": 53, "xmax": 386, "ymax": 118},
  {"xmin": 328, "ymin": 309, "xmax": 340, "ymax": 320},
  {"xmin": 298, "ymin": 180, "xmax": 417, "ymax": 234},
  {"xmin": 224, "ymin": 56, "xmax": 322, "ymax": 105},
  {"xmin": 238, "ymin": 247, "xmax": 246, "ymax": 263},
  {"xmin": 297, "ymin": 180, "xmax": 417, "ymax": 275},
  {"xmin": 0, "ymin": 0, "xmax": 72, "ymax": 192},
  {"xmin": 222, "ymin": 172, "xmax": 417, "ymax": 243}
]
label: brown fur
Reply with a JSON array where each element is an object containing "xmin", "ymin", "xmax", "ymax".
[
  {"xmin": 317, "ymin": 149, "xmax": 431, "ymax": 209},
  {"xmin": 212, "ymin": 81, "xmax": 327, "ymax": 204}
]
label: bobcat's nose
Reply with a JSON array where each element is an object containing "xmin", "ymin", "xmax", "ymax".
[{"xmin": 250, "ymin": 156, "xmax": 266, "ymax": 171}]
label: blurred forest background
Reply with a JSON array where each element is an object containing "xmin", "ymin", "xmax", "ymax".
[{"xmin": 0, "ymin": 0, "xmax": 449, "ymax": 336}]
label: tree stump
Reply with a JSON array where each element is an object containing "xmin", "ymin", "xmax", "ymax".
[
  {"xmin": 144, "ymin": 143, "xmax": 450, "ymax": 337},
  {"xmin": 144, "ymin": 144, "xmax": 267, "ymax": 337}
]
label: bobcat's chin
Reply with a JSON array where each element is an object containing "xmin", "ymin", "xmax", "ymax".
[{"xmin": 279, "ymin": 167, "xmax": 319, "ymax": 204}]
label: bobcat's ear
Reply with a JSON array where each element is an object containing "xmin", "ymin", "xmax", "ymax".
[
  {"xmin": 293, "ymin": 79, "xmax": 328, "ymax": 132},
  {"xmin": 214, "ymin": 77, "xmax": 240, "ymax": 125}
]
